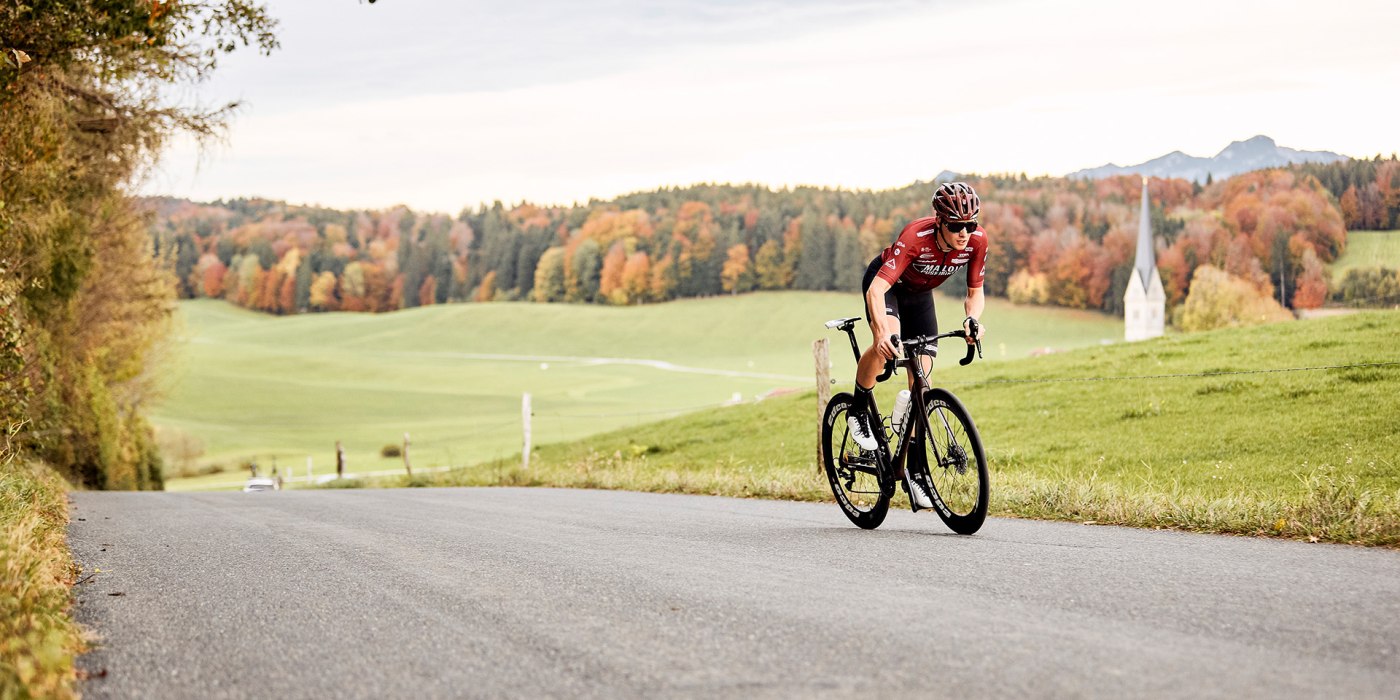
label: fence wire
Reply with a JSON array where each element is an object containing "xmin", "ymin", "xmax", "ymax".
[
  {"xmin": 533, "ymin": 400, "xmax": 735, "ymax": 419},
  {"xmin": 942, "ymin": 360, "xmax": 1400, "ymax": 386}
]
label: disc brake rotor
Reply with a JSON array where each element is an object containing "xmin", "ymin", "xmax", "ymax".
[{"xmin": 943, "ymin": 443, "xmax": 969, "ymax": 475}]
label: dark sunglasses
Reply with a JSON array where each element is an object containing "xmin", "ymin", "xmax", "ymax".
[{"xmin": 944, "ymin": 220, "xmax": 977, "ymax": 234}]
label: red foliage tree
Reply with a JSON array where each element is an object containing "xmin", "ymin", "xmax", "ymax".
[
  {"xmin": 201, "ymin": 257, "xmax": 227, "ymax": 298},
  {"xmin": 278, "ymin": 273, "xmax": 296, "ymax": 314},
  {"xmin": 418, "ymin": 276, "xmax": 437, "ymax": 307},
  {"xmin": 598, "ymin": 242, "xmax": 627, "ymax": 302}
]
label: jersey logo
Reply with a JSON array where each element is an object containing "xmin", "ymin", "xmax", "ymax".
[
  {"xmin": 884, "ymin": 259, "xmax": 897, "ymax": 269},
  {"xmin": 915, "ymin": 228, "xmax": 938, "ymax": 238},
  {"xmin": 913, "ymin": 262, "xmax": 966, "ymax": 276}
]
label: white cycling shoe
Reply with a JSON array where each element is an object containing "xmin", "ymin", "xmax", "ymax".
[
  {"xmin": 846, "ymin": 412, "xmax": 879, "ymax": 451},
  {"xmin": 906, "ymin": 475, "xmax": 934, "ymax": 510}
]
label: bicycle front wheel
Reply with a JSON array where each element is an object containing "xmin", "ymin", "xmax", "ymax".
[
  {"xmin": 822, "ymin": 393, "xmax": 890, "ymax": 529},
  {"xmin": 915, "ymin": 388, "xmax": 989, "ymax": 534}
]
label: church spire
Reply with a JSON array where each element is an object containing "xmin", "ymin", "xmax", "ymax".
[
  {"xmin": 1123, "ymin": 175, "xmax": 1166, "ymax": 342},
  {"xmin": 1133, "ymin": 177, "xmax": 1156, "ymax": 291}
]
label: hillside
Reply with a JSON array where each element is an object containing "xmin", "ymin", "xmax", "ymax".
[
  {"xmin": 406, "ymin": 311, "xmax": 1400, "ymax": 545},
  {"xmin": 156, "ymin": 293, "xmax": 1121, "ymax": 489},
  {"xmin": 1333, "ymin": 230, "xmax": 1400, "ymax": 276}
]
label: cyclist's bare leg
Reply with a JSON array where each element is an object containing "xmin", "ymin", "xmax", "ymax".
[{"xmin": 855, "ymin": 314, "xmax": 900, "ymax": 390}]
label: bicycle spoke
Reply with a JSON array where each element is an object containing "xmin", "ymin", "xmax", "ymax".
[
  {"xmin": 825, "ymin": 399, "xmax": 887, "ymax": 516},
  {"xmin": 923, "ymin": 403, "xmax": 980, "ymax": 517}
]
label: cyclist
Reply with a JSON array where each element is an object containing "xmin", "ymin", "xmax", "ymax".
[{"xmin": 847, "ymin": 181, "xmax": 988, "ymax": 509}]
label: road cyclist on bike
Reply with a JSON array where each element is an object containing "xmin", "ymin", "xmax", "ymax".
[{"xmin": 847, "ymin": 181, "xmax": 988, "ymax": 510}]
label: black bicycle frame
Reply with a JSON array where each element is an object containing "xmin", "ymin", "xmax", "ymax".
[{"xmin": 830, "ymin": 319, "xmax": 975, "ymax": 494}]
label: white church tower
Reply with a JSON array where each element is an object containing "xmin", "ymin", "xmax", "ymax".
[{"xmin": 1124, "ymin": 178, "xmax": 1166, "ymax": 341}]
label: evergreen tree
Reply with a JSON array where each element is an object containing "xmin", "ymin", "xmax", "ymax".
[
  {"xmin": 569, "ymin": 239, "xmax": 603, "ymax": 302},
  {"xmin": 832, "ymin": 227, "xmax": 864, "ymax": 292},
  {"xmin": 795, "ymin": 209, "xmax": 834, "ymax": 290},
  {"xmin": 293, "ymin": 257, "xmax": 313, "ymax": 312}
]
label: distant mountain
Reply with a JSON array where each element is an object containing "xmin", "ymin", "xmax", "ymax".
[{"xmin": 1068, "ymin": 136, "xmax": 1348, "ymax": 182}]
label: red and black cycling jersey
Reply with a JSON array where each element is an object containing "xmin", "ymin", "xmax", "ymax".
[{"xmin": 874, "ymin": 216, "xmax": 988, "ymax": 292}]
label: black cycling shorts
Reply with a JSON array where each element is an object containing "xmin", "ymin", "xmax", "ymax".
[{"xmin": 862, "ymin": 257, "xmax": 938, "ymax": 356}]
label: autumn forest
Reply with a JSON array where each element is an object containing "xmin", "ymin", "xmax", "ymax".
[{"xmin": 146, "ymin": 156, "xmax": 1398, "ymax": 323}]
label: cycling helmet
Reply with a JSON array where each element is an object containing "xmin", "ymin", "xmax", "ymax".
[{"xmin": 931, "ymin": 182, "xmax": 980, "ymax": 222}]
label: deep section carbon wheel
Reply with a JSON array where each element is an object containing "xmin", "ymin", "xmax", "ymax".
[
  {"xmin": 916, "ymin": 388, "xmax": 989, "ymax": 534},
  {"xmin": 822, "ymin": 393, "xmax": 890, "ymax": 529}
]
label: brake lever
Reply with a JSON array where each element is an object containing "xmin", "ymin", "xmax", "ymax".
[{"xmin": 959, "ymin": 318, "xmax": 982, "ymax": 366}]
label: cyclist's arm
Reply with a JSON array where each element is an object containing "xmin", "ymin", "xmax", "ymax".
[
  {"xmin": 961, "ymin": 232, "xmax": 989, "ymax": 342},
  {"xmin": 865, "ymin": 276, "xmax": 899, "ymax": 359},
  {"xmin": 962, "ymin": 286, "xmax": 985, "ymax": 344}
]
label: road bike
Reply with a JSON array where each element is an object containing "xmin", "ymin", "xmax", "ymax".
[{"xmin": 820, "ymin": 317, "xmax": 989, "ymax": 533}]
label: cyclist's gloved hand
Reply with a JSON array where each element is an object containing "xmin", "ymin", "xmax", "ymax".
[
  {"xmin": 877, "ymin": 333, "xmax": 900, "ymax": 360},
  {"xmin": 962, "ymin": 316, "xmax": 984, "ymax": 345}
]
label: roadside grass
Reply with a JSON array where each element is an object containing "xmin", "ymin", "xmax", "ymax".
[
  {"xmin": 343, "ymin": 311, "xmax": 1400, "ymax": 546},
  {"xmin": 0, "ymin": 431, "xmax": 83, "ymax": 699},
  {"xmin": 1334, "ymin": 230, "xmax": 1400, "ymax": 277},
  {"xmin": 158, "ymin": 293, "xmax": 1120, "ymax": 490}
]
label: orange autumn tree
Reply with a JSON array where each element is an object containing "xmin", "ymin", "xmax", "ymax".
[
  {"xmin": 621, "ymin": 252, "xmax": 651, "ymax": 303},
  {"xmin": 721, "ymin": 244, "xmax": 755, "ymax": 294},
  {"xmin": 599, "ymin": 242, "xmax": 629, "ymax": 304}
]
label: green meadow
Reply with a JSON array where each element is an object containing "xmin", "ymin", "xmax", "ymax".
[
  {"xmin": 155, "ymin": 293, "xmax": 1120, "ymax": 489},
  {"xmin": 394, "ymin": 311, "xmax": 1400, "ymax": 545},
  {"xmin": 1334, "ymin": 230, "xmax": 1400, "ymax": 276}
]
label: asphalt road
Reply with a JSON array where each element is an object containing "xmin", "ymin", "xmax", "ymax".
[{"xmin": 68, "ymin": 488, "xmax": 1400, "ymax": 699}]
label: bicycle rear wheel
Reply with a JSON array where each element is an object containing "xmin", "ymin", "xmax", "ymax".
[
  {"xmin": 822, "ymin": 393, "xmax": 890, "ymax": 529},
  {"xmin": 914, "ymin": 388, "xmax": 988, "ymax": 534}
]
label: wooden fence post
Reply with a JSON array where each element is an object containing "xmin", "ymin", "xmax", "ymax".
[
  {"xmin": 335, "ymin": 441, "xmax": 345, "ymax": 479},
  {"xmin": 522, "ymin": 393, "xmax": 532, "ymax": 471},
  {"xmin": 403, "ymin": 432, "xmax": 412, "ymax": 477},
  {"xmin": 813, "ymin": 338, "xmax": 830, "ymax": 474}
]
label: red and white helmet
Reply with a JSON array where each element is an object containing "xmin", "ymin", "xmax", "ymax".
[{"xmin": 931, "ymin": 182, "xmax": 980, "ymax": 222}]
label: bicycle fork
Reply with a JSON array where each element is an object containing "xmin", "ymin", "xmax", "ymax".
[{"xmin": 899, "ymin": 392, "xmax": 952, "ymax": 514}]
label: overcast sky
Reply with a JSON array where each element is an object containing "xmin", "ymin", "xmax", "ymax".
[{"xmin": 144, "ymin": 0, "xmax": 1400, "ymax": 213}]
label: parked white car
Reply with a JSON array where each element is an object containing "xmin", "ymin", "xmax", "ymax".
[{"xmin": 242, "ymin": 477, "xmax": 280, "ymax": 492}]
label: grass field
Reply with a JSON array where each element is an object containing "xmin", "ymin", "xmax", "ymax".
[
  {"xmin": 1335, "ymin": 230, "xmax": 1400, "ymax": 276},
  {"xmin": 156, "ymin": 293, "xmax": 1121, "ymax": 489},
  {"xmin": 377, "ymin": 311, "xmax": 1400, "ymax": 545}
]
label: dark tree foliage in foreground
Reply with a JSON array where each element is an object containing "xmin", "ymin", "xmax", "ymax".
[{"xmin": 1, "ymin": 1, "xmax": 279, "ymax": 489}]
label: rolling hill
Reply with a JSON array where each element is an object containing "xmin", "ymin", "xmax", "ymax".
[
  {"xmin": 408, "ymin": 310, "xmax": 1400, "ymax": 544},
  {"xmin": 156, "ymin": 292, "xmax": 1121, "ymax": 488}
]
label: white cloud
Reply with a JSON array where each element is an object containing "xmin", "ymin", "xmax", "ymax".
[{"xmin": 148, "ymin": 0, "xmax": 1400, "ymax": 211}]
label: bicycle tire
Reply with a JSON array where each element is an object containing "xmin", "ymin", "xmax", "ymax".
[
  {"xmin": 822, "ymin": 393, "xmax": 890, "ymax": 529},
  {"xmin": 914, "ymin": 388, "xmax": 989, "ymax": 534}
]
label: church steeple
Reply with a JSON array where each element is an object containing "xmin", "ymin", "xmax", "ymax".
[
  {"xmin": 1133, "ymin": 178, "xmax": 1155, "ymax": 291},
  {"xmin": 1123, "ymin": 176, "xmax": 1166, "ymax": 341}
]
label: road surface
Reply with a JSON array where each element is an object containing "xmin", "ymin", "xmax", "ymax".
[{"xmin": 68, "ymin": 488, "xmax": 1400, "ymax": 698}]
